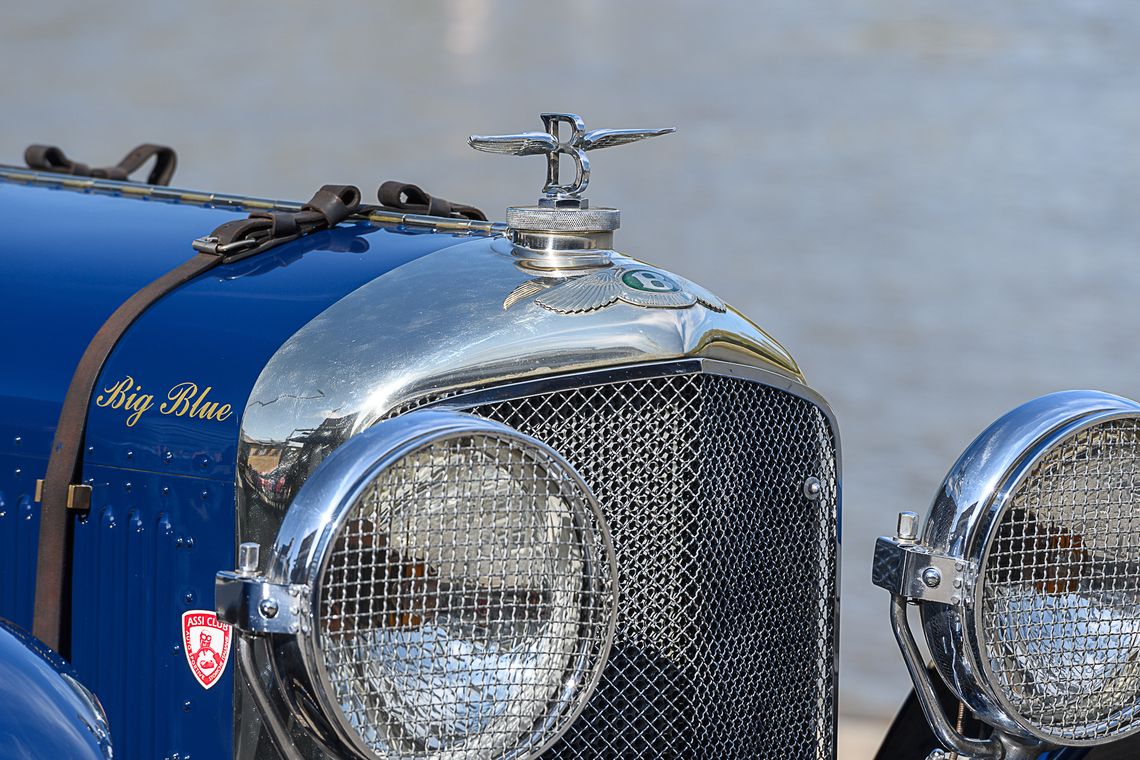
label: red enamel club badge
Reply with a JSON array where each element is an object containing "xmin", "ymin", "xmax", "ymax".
[{"xmin": 182, "ymin": 610, "xmax": 232, "ymax": 689}]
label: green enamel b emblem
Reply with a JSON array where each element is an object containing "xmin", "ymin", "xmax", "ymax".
[{"xmin": 621, "ymin": 269, "xmax": 680, "ymax": 293}]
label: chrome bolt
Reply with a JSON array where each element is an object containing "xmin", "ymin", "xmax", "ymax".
[
  {"xmin": 258, "ymin": 598, "xmax": 279, "ymax": 619},
  {"xmin": 953, "ymin": 578, "xmax": 962, "ymax": 589},
  {"xmin": 950, "ymin": 594, "xmax": 961, "ymax": 605},
  {"xmin": 896, "ymin": 512, "xmax": 920, "ymax": 544},
  {"xmin": 237, "ymin": 542, "xmax": 260, "ymax": 576},
  {"xmin": 921, "ymin": 567, "xmax": 942, "ymax": 588},
  {"xmin": 803, "ymin": 476, "xmax": 823, "ymax": 501}
]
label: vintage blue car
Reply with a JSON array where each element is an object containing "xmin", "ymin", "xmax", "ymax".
[{"xmin": 0, "ymin": 115, "xmax": 1136, "ymax": 759}]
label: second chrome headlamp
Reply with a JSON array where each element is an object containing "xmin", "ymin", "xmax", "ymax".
[
  {"xmin": 217, "ymin": 410, "xmax": 618, "ymax": 760},
  {"xmin": 874, "ymin": 390, "xmax": 1140, "ymax": 758}
]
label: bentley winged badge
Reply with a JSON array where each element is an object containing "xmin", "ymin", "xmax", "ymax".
[
  {"xmin": 470, "ymin": 112, "xmax": 674, "ymax": 203},
  {"xmin": 503, "ymin": 266, "xmax": 726, "ymax": 314},
  {"xmin": 471, "ymin": 114, "xmax": 723, "ymax": 315}
]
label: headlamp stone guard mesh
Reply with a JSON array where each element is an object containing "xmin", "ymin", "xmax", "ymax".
[
  {"xmin": 309, "ymin": 426, "xmax": 617, "ymax": 760},
  {"xmin": 434, "ymin": 361, "xmax": 841, "ymax": 759},
  {"xmin": 980, "ymin": 416, "xmax": 1140, "ymax": 744}
]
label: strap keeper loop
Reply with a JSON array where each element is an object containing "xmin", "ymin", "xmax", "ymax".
[{"xmin": 66, "ymin": 484, "xmax": 92, "ymax": 511}]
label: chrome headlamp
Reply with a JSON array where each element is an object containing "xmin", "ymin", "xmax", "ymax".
[
  {"xmin": 218, "ymin": 410, "xmax": 618, "ymax": 760},
  {"xmin": 874, "ymin": 390, "xmax": 1140, "ymax": 756}
]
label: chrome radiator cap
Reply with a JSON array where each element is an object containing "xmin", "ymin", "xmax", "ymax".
[{"xmin": 470, "ymin": 112, "xmax": 672, "ymax": 267}]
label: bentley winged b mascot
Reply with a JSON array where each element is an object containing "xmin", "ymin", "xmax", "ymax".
[{"xmin": 0, "ymin": 114, "xmax": 1137, "ymax": 760}]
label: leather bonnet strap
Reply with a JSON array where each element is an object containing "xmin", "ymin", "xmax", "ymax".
[
  {"xmin": 377, "ymin": 180, "xmax": 487, "ymax": 221},
  {"xmin": 25, "ymin": 143, "xmax": 178, "ymax": 186},
  {"xmin": 33, "ymin": 184, "xmax": 361, "ymax": 655},
  {"xmin": 193, "ymin": 185, "xmax": 362, "ymax": 260},
  {"xmin": 33, "ymin": 252, "xmax": 222, "ymax": 654}
]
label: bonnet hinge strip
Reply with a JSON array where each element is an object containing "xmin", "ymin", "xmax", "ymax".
[{"xmin": 32, "ymin": 184, "xmax": 361, "ymax": 656}]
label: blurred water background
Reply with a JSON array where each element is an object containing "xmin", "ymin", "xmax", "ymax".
[{"xmin": 5, "ymin": 0, "xmax": 1140, "ymax": 753}]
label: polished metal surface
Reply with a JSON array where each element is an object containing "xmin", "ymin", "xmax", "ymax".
[
  {"xmin": 468, "ymin": 113, "xmax": 674, "ymax": 203},
  {"xmin": 872, "ymin": 535, "xmax": 972, "ymax": 605},
  {"xmin": 321, "ymin": 426, "xmax": 615, "ymax": 760},
  {"xmin": 911, "ymin": 390, "xmax": 1140, "ymax": 745},
  {"xmin": 980, "ymin": 417, "xmax": 1140, "ymax": 744},
  {"xmin": 505, "ymin": 206, "xmax": 620, "ymax": 233},
  {"xmin": 236, "ymin": 356, "xmax": 840, "ymax": 758},
  {"xmin": 236, "ymin": 235, "xmax": 802, "ymax": 557},
  {"xmin": 215, "ymin": 572, "xmax": 307, "ymax": 635},
  {"xmin": 0, "ymin": 166, "xmax": 511, "ymax": 236},
  {"xmin": 436, "ymin": 360, "xmax": 840, "ymax": 757},
  {"xmin": 890, "ymin": 596, "xmax": 1005, "ymax": 759},
  {"xmin": 229, "ymin": 410, "xmax": 617, "ymax": 760},
  {"xmin": 237, "ymin": 542, "xmax": 261, "ymax": 576},
  {"xmin": 470, "ymin": 113, "xmax": 674, "ymax": 262},
  {"xmin": 232, "ymin": 202, "xmax": 828, "ymax": 756},
  {"xmin": 922, "ymin": 567, "xmax": 942, "ymax": 588},
  {"xmin": 897, "ymin": 511, "xmax": 920, "ymax": 544},
  {"xmin": 506, "ymin": 232, "xmax": 615, "ymax": 271},
  {"xmin": 532, "ymin": 264, "xmax": 726, "ymax": 314}
]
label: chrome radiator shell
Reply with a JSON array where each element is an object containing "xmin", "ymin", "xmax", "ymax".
[
  {"xmin": 432, "ymin": 360, "xmax": 841, "ymax": 758},
  {"xmin": 237, "ymin": 238, "xmax": 804, "ymax": 557},
  {"xmin": 233, "ymin": 230, "xmax": 840, "ymax": 757}
]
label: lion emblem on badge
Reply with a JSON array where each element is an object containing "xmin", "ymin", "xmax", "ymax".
[
  {"xmin": 182, "ymin": 610, "xmax": 232, "ymax": 689},
  {"xmin": 503, "ymin": 265, "xmax": 727, "ymax": 314}
]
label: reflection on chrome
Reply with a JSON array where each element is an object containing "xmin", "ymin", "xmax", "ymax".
[
  {"xmin": 330, "ymin": 616, "xmax": 581, "ymax": 757},
  {"xmin": 319, "ymin": 432, "xmax": 611, "ymax": 759},
  {"xmin": 989, "ymin": 588, "xmax": 1140, "ymax": 720}
]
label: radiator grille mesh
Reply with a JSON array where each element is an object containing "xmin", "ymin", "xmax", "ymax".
[{"xmin": 462, "ymin": 370, "xmax": 839, "ymax": 758}]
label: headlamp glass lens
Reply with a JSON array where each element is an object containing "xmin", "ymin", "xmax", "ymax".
[
  {"xmin": 982, "ymin": 418, "xmax": 1140, "ymax": 742},
  {"xmin": 319, "ymin": 432, "xmax": 613, "ymax": 759}
]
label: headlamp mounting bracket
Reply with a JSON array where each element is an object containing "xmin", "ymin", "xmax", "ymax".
[
  {"xmin": 873, "ymin": 535, "xmax": 976, "ymax": 606},
  {"xmin": 216, "ymin": 571, "xmax": 310, "ymax": 636}
]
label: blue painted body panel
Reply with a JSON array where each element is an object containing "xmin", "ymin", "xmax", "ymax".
[
  {"xmin": 0, "ymin": 178, "xmax": 480, "ymax": 759},
  {"xmin": 0, "ymin": 185, "xmax": 248, "ymax": 641},
  {"xmin": 0, "ymin": 618, "xmax": 111, "ymax": 760}
]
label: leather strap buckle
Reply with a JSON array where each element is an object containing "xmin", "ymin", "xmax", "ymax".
[{"xmin": 191, "ymin": 235, "xmax": 260, "ymax": 256}]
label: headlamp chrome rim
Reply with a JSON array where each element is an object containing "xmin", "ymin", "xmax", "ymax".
[
  {"xmin": 251, "ymin": 409, "xmax": 619, "ymax": 760},
  {"xmin": 916, "ymin": 391, "xmax": 1140, "ymax": 747},
  {"xmin": 972, "ymin": 410, "xmax": 1140, "ymax": 745}
]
